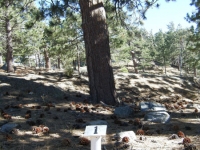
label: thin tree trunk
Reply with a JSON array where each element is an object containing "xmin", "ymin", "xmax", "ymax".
[
  {"xmin": 194, "ymin": 66, "xmax": 197, "ymax": 77},
  {"xmin": 79, "ymin": 0, "xmax": 117, "ymax": 105},
  {"xmin": 5, "ymin": 1, "xmax": 14, "ymax": 72},
  {"xmin": 77, "ymin": 45, "xmax": 80, "ymax": 76},
  {"xmin": 0, "ymin": 53, "xmax": 2, "ymax": 66},
  {"xmin": 44, "ymin": 50, "xmax": 51, "ymax": 70},
  {"xmin": 38, "ymin": 54, "xmax": 41, "ymax": 68},
  {"xmin": 164, "ymin": 57, "xmax": 166, "ymax": 74},
  {"xmin": 57, "ymin": 57, "xmax": 61, "ymax": 69},
  {"xmin": 131, "ymin": 51, "xmax": 138, "ymax": 73},
  {"xmin": 179, "ymin": 39, "xmax": 183, "ymax": 76},
  {"xmin": 28, "ymin": 56, "xmax": 31, "ymax": 67},
  {"xmin": 35, "ymin": 54, "xmax": 38, "ymax": 67},
  {"xmin": 73, "ymin": 60, "xmax": 76, "ymax": 70}
]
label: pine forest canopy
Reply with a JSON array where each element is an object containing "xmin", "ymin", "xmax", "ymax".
[{"xmin": 0, "ymin": 0, "xmax": 199, "ymax": 106}]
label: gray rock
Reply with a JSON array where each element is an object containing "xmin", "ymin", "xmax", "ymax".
[
  {"xmin": 0, "ymin": 121, "xmax": 8, "ymax": 127},
  {"xmin": 140, "ymin": 101, "xmax": 166, "ymax": 112},
  {"xmin": 144, "ymin": 111, "xmax": 170, "ymax": 123},
  {"xmin": 0, "ymin": 123, "xmax": 19, "ymax": 133},
  {"xmin": 114, "ymin": 106, "xmax": 133, "ymax": 118},
  {"xmin": 0, "ymin": 63, "xmax": 7, "ymax": 71}
]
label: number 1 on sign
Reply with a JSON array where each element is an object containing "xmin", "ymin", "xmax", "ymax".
[{"xmin": 94, "ymin": 126, "xmax": 98, "ymax": 134}]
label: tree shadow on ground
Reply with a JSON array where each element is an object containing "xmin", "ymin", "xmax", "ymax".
[{"xmin": 0, "ymin": 72, "xmax": 200, "ymax": 150}]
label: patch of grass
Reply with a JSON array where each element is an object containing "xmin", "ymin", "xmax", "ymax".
[
  {"xmin": 64, "ymin": 66, "xmax": 74, "ymax": 78},
  {"xmin": 120, "ymin": 67, "xmax": 129, "ymax": 73}
]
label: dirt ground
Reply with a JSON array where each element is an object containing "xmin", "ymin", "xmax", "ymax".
[{"xmin": 0, "ymin": 66, "xmax": 200, "ymax": 150}]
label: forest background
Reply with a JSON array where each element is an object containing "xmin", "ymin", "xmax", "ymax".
[{"xmin": 0, "ymin": 0, "xmax": 200, "ymax": 105}]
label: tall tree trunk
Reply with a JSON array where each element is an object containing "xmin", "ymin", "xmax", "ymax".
[
  {"xmin": 194, "ymin": 66, "xmax": 197, "ymax": 77},
  {"xmin": 57, "ymin": 57, "xmax": 61, "ymax": 69},
  {"xmin": 77, "ymin": 45, "xmax": 80, "ymax": 76},
  {"xmin": 5, "ymin": 2, "xmax": 14, "ymax": 72},
  {"xmin": 179, "ymin": 39, "xmax": 183, "ymax": 76},
  {"xmin": 35, "ymin": 54, "xmax": 38, "ymax": 67},
  {"xmin": 44, "ymin": 50, "xmax": 51, "ymax": 70},
  {"xmin": 38, "ymin": 54, "xmax": 41, "ymax": 68},
  {"xmin": 0, "ymin": 53, "xmax": 3, "ymax": 66},
  {"xmin": 73, "ymin": 60, "xmax": 76, "ymax": 70},
  {"xmin": 164, "ymin": 57, "xmax": 166, "ymax": 74},
  {"xmin": 79, "ymin": 0, "xmax": 117, "ymax": 105},
  {"xmin": 131, "ymin": 51, "xmax": 138, "ymax": 73}
]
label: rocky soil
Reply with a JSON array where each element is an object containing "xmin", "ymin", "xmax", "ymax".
[{"xmin": 0, "ymin": 66, "xmax": 200, "ymax": 150}]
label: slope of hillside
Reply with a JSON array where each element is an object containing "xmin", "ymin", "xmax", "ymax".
[{"xmin": 0, "ymin": 66, "xmax": 200, "ymax": 150}]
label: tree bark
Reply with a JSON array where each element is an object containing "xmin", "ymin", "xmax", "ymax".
[
  {"xmin": 44, "ymin": 50, "xmax": 51, "ymax": 70},
  {"xmin": 79, "ymin": 0, "xmax": 117, "ymax": 105},
  {"xmin": 77, "ymin": 45, "xmax": 80, "ymax": 76},
  {"xmin": 38, "ymin": 54, "xmax": 41, "ymax": 68},
  {"xmin": 194, "ymin": 66, "xmax": 197, "ymax": 77},
  {"xmin": 73, "ymin": 60, "xmax": 76, "ymax": 70},
  {"xmin": 5, "ymin": 1, "xmax": 14, "ymax": 72},
  {"xmin": 35, "ymin": 54, "xmax": 38, "ymax": 67},
  {"xmin": 131, "ymin": 51, "xmax": 138, "ymax": 73},
  {"xmin": 57, "ymin": 57, "xmax": 61, "ymax": 69},
  {"xmin": 0, "ymin": 53, "xmax": 3, "ymax": 66}
]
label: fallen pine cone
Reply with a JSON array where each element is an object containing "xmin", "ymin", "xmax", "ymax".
[
  {"xmin": 177, "ymin": 131, "xmax": 185, "ymax": 138},
  {"xmin": 3, "ymin": 113, "xmax": 12, "ymax": 120},
  {"xmin": 32, "ymin": 126, "xmax": 43, "ymax": 134},
  {"xmin": 136, "ymin": 129, "xmax": 145, "ymax": 135},
  {"xmin": 5, "ymin": 134, "xmax": 12, "ymax": 141},
  {"xmin": 194, "ymin": 108, "xmax": 198, "ymax": 113},
  {"xmin": 183, "ymin": 137, "xmax": 191, "ymax": 144},
  {"xmin": 43, "ymin": 126, "xmax": 50, "ymax": 134},
  {"xmin": 79, "ymin": 137, "xmax": 90, "ymax": 145},
  {"xmin": 122, "ymin": 136, "xmax": 129, "ymax": 143}
]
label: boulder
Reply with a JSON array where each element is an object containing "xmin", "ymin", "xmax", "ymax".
[
  {"xmin": 140, "ymin": 101, "xmax": 166, "ymax": 112},
  {"xmin": 0, "ymin": 123, "xmax": 19, "ymax": 133},
  {"xmin": 144, "ymin": 111, "xmax": 170, "ymax": 123},
  {"xmin": 114, "ymin": 106, "xmax": 133, "ymax": 118}
]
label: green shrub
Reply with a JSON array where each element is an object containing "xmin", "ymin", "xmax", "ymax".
[
  {"xmin": 120, "ymin": 67, "xmax": 129, "ymax": 73},
  {"xmin": 64, "ymin": 66, "xmax": 74, "ymax": 78}
]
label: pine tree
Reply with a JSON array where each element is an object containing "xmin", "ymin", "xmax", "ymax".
[{"xmin": 0, "ymin": 0, "xmax": 40, "ymax": 72}]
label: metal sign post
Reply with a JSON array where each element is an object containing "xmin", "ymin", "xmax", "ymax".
[{"xmin": 84, "ymin": 125, "xmax": 107, "ymax": 150}]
